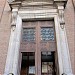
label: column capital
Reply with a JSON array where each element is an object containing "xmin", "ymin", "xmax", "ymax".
[
  {"xmin": 54, "ymin": 0, "xmax": 67, "ymax": 8},
  {"xmin": 11, "ymin": 8, "xmax": 18, "ymax": 31},
  {"xmin": 54, "ymin": 0, "xmax": 67, "ymax": 29},
  {"xmin": 57, "ymin": 5, "xmax": 65, "ymax": 29}
]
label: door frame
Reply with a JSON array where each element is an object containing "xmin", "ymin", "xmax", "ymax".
[
  {"xmin": 19, "ymin": 13, "xmax": 63, "ymax": 75},
  {"xmin": 18, "ymin": 9, "xmax": 72, "ymax": 75},
  {"xmin": 20, "ymin": 20, "xmax": 57, "ymax": 75}
]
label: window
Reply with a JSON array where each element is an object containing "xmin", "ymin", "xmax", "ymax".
[
  {"xmin": 41, "ymin": 27, "xmax": 54, "ymax": 41},
  {"xmin": 23, "ymin": 28, "xmax": 35, "ymax": 41}
]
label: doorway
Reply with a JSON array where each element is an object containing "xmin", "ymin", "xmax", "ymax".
[{"xmin": 20, "ymin": 21, "xmax": 57, "ymax": 75}]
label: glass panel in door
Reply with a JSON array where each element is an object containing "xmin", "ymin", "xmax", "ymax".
[
  {"xmin": 20, "ymin": 52, "xmax": 35, "ymax": 75},
  {"xmin": 41, "ymin": 52, "xmax": 55, "ymax": 75}
]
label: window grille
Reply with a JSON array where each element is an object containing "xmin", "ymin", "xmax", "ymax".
[
  {"xmin": 23, "ymin": 28, "xmax": 35, "ymax": 41},
  {"xmin": 41, "ymin": 27, "xmax": 54, "ymax": 41}
]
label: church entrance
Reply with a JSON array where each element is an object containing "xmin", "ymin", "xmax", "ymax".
[{"xmin": 20, "ymin": 21, "xmax": 57, "ymax": 75}]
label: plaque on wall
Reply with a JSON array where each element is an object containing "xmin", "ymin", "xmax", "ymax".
[{"xmin": 29, "ymin": 66, "xmax": 35, "ymax": 74}]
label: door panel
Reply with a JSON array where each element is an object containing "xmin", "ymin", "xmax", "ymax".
[
  {"xmin": 20, "ymin": 21, "xmax": 56, "ymax": 75},
  {"xmin": 41, "ymin": 52, "xmax": 55, "ymax": 75},
  {"xmin": 21, "ymin": 21, "xmax": 56, "ymax": 52}
]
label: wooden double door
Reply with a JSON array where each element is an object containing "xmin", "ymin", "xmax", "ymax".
[{"xmin": 20, "ymin": 21, "xmax": 56, "ymax": 75}]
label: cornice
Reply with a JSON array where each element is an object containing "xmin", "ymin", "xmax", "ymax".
[
  {"xmin": 7, "ymin": 0, "xmax": 67, "ymax": 10},
  {"xmin": 54, "ymin": 0, "xmax": 67, "ymax": 8}
]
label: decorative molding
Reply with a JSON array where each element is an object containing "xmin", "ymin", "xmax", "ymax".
[
  {"xmin": 18, "ymin": 9, "xmax": 57, "ymax": 19},
  {"xmin": 21, "ymin": 1, "xmax": 53, "ymax": 6},
  {"xmin": 7, "ymin": 0, "xmax": 15, "ymax": 3}
]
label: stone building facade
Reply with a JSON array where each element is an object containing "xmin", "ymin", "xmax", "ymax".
[{"xmin": 0, "ymin": 0, "xmax": 75, "ymax": 75}]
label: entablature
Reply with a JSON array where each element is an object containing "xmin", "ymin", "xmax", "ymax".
[
  {"xmin": 9, "ymin": 0, "xmax": 67, "ymax": 26},
  {"xmin": 7, "ymin": 0, "xmax": 67, "ymax": 10}
]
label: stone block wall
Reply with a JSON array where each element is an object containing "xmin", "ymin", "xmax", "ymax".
[
  {"xmin": 64, "ymin": 0, "xmax": 75, "ymax": 74},
  {"xmin": 0, "ymin": 0, "xmax": 11, "ymax": 74}
]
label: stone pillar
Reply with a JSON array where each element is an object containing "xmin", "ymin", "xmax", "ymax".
[
  {"xmin": 54, "ymin": 15, "xmax": 64, "ymax": 75},
  {"xmin": 12, "ymin": 15, "xmax": 22, "ymax": 75},
  {"xmin": 4, "ymin": 8, "xmax": 18, "ymax": 75},
  {"xmin": 58, "ymin": 6, "xmax": 73, "ymax": 75}
]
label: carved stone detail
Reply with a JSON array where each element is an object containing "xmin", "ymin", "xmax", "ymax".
[
  {"xmin": 11, "ymin": 8, "xmax": 18, "ymax": 30},
  {"xmin": 58, "ymin": 6, "xmax": 65, "ymax": 29}
]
